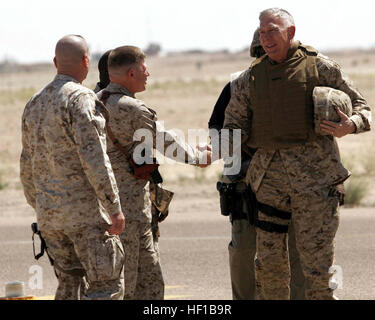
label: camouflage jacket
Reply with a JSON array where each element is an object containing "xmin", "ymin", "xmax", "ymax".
[
  {"xmin": 20, "ymin": 74, "xmax": 121, "ymax": 231},
  {"xmin": 97, "ymin": 82, "xmax": 201, "ymax": 223},
  {"xmin": 223, "ymin": 51, "xmax": 372, "ymax": 192}
]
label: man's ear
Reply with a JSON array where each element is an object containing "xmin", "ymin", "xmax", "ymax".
[
  {"xmin": 83, "ymin": 55, "xmax": 90, "ymax": 68},
  {"xmin": 53, "ymin": 57, "xmax": 57, "ymax": 69},
  {"xmin": 288, "ymin": 26, "xmax": 296, "ymax": 40},
  {"xmin": 128, "ymin": 67, "xmax": 134, "ymax": 78}
]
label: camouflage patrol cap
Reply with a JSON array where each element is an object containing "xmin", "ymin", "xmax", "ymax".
[
  {"xmin": 313, "ymin": 86, "xmax": 353, "ymax": 135},
  {"xmin": 250, "ymin": 28, "xmax": 265, "ymax": 58}
]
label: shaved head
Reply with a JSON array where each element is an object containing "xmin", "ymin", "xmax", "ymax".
[
  {"xmin": 55, "ymin": 34, "xmax": 89, "ymax": 67},
  {"xmin": 54, "ymin": 34, "xmax": 90, "ymax": 82}
]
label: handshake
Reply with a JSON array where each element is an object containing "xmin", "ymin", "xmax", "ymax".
[{"xmin": 195, "ymin": 144, "xmax": 213, "ymax": 168}]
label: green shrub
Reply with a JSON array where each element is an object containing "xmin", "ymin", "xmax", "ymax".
[
  {"xmin": 343, "ymin": 177, "xmax": 369, "ymax": 207},
  {"xmin": 362, "ymin": 148, "xmax": 375, "ymax": 175}
]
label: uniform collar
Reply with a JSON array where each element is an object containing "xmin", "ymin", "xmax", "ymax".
[
  {"xmin": 286, "ymin": 40, "xmax": 301, "ymax": 59},
  {"xmin": 54, "ymin": 74, "xmax": 80, "ymax": 83},
  {"xmin": 105, "ymin": 82, "xmax": 135, "ymax": 98}
]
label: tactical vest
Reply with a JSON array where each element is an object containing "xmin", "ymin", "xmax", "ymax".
[{"xmin": 248, "ymin": 42, "xmax": 320, "ymax": 149}]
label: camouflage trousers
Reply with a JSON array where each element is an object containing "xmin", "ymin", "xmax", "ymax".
[
  {"xmin": 229, "ymin": 219, "xmax": 306, "ymax": 300},
  {"xmin": 254, "ymin": 153, "xmax": 340, "ymax": 300},
  {"xmin": 41, "ymin": 226, "xmax": 125, "ymax": 300},
  {"xmin": 120, "ymin": 220, "xmax": 164, "ymax": 300},
  {"xmin": 51, "ymin": 271, "xmax": 88, "ymax": 300}
]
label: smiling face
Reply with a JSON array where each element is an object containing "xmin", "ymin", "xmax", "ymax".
[
  {"xmin": 108, "ymin": 46, "xmax": 149, "ymax": 94},
  {"xmin": 259, "ymin": 14, "xmax": 295, "ymax": 63}
]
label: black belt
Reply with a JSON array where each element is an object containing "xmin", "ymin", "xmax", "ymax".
[
  {"xmin": 257, "ymin": 202, "xmax": 291, "ymax": 220},
  {"xmin": 255, "ymin": 219, "xmax": 289, "ymax": 234},
  {"xmin": 255, "ymin": 202, "xmax": 291, "ymax": 234}
]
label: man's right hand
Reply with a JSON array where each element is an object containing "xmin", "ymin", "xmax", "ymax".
[
  {"xmin": 196, "ymin": 149, "xmax": 212, "ymax": 168},
  {"xmin": 108, "ymin": 212, "xmax": 125, "ymax": 235},
  {"xmin": 196, "ymin": 144, "xmax": 212, "ymax": 152}
]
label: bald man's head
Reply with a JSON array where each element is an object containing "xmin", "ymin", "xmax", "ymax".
[
  {"xmin": 55, "ymin": 35, "xmax": 89, "ymax": 66},
  {"xmin": 54, "ymin": 35, "xmax": 90, "ymax": 82}
]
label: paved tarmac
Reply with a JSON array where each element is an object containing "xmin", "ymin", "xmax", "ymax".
[{"xmin": 0, "ymin": 206, "xmax": 374, "ymax": 300}]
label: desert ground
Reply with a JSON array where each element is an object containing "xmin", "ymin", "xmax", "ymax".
[{"xmin": 0, "ymin": 49, "xmax": 374, "ymax": 299}]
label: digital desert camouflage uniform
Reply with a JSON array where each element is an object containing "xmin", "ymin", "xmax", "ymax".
[
  {"xmin": 97, "ymin": 82, "xmax": 202, "ymax": 300},
  {"xmin": 212, "ymin": 28, "xmax": 306, "ymax": 300},
  {"xmin": 20, "ymin": 74, "xmax": 124, "ymax": 300},
  {"xmin": 223, "ymin": 44, "xmax": 371, "ymax": 300},
  {"xmin": 212, "ymin": 77, "xmax": 306, "ymax": 300}
]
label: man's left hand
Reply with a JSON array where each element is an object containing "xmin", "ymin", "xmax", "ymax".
[{"xmin": 320, "ymin": 107, "xmax": 356, "ymax": 138}]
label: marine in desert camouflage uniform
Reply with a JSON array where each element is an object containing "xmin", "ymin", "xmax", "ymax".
[
  {"xmin": 223, "ymin": 8, "xmax": 371, "ymax": 299},
  {"xmin": 20, "ymin": 35, "xmax": 125, "ymax": 300},
  {"xmin": 211, "ymin": 28, "xmax": 306, "ymax": 300},
  {"xmin": 97, "ymin": 45, "xmax": 210, "ymax": 300},
  {"xmin": 94, "ymin": 50, "xmax": 164, "ymax": 291}
]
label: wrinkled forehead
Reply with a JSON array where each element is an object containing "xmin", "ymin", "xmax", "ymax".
[{"xmin": 259, "ymin": 15, "xmax": 286, "ymax": 30}]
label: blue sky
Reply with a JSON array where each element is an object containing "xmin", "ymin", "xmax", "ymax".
[{"xmin": 1, "ymin": 0, "xmax": 374, "ymax": 63}]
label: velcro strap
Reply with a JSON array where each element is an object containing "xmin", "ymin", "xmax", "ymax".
[
  {"xmin": 255, "ymin": 219, "xmax": 289, "ymax": 234},
  {"xmin": 257, "ymin": 202, "xmax": 291, "ymax": 220}
]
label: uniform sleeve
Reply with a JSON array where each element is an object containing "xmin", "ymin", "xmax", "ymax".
[
  {"xmin": 317, "ymin": 55, "xmax": 372, "ymax": 133},
  {"xmin": 208, "ymin": 82, "xmax": 231, "ymax": 130},
  {"xmin": 20, "ymin": 109, "xmax": 36, "ymax": 210},
  {"xmin": 222, "ymin": 70, "xmax": 252, "ymax": 156},
  {"xmin": 132, "ymin": 104, "xmax": 201, "ymax": 164},
  {"xmin": 71, "ymin": 93, "xmax": 122, "ymax": 216}
]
